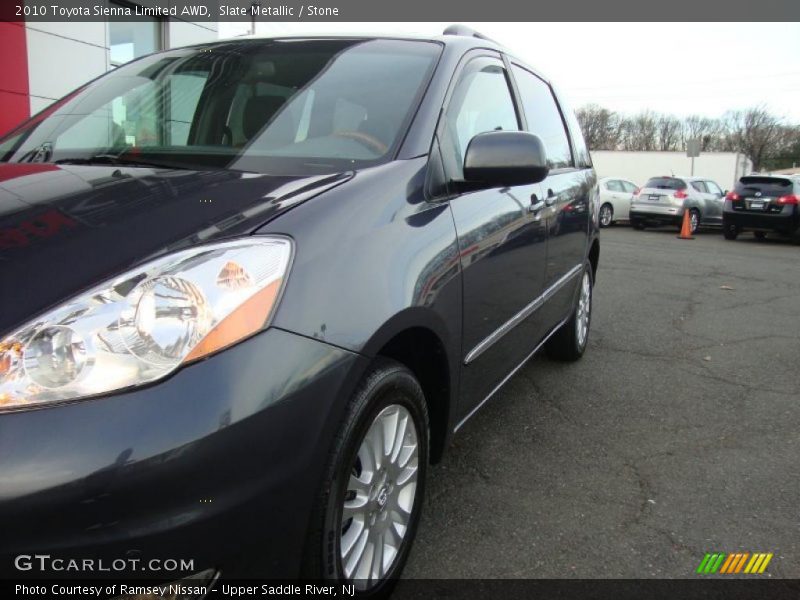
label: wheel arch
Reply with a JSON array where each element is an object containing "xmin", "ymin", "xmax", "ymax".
[
  {"xmin": 588, "ymin": 238, "xmax": 600, "ymax": 283},
  {"xmin": 363, "ymin": 309, "xmax": 457, "ymax": 464},
  {"xmin": 685, "ymin": 201, "xmax": 702, "ymax": 216}
]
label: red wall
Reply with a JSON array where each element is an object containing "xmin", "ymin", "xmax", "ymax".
[{"xmin": 0, "ymin": 21, "xmax": 30, "ymax": 136}]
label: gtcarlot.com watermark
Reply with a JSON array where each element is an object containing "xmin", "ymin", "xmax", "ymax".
[{"xmin": 14, "ymin": 554, "xmax": 194, "ymax": 573}]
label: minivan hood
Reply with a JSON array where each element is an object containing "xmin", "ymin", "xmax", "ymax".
[{"xmin": 0, "ymin": 163, "xmax": 351, "ymax": 334}]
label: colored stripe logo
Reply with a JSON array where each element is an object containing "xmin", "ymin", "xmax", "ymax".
[{"xmin": 696, "ymin": 552, "xmax": 773, "ymax": 574}]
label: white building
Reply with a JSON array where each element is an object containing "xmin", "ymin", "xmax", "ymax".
[
  {"xmin": 0, "ymin": 4, "xmax": 218, "ymax": 135},
  {"xmin": 590, "ymin": 151, "xmax": 753, "ymax": 190}
]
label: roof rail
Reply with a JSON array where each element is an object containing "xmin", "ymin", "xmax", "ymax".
[{"xmin": 442, "ymin": 24, "xmax": 498, "ymax": 44}]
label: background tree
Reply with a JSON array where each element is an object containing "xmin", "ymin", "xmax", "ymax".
[
  {"xmin": 575, "ymin": 104, "xmax": 622, "ymax": 150},
  {"xmin": 621, "ymin": 111, "xmax": 658, "ymax": 151},
  {"xmin": 656, "ymin": 114, "xmax": 683, "ymax": 151},
  {"xmin": 681, "ymin": 115, "xmax": 720, "ymax": 151},
  {"xmin": 723, "ymin": 107, "xmax": 782, "ymax": 171},
  {"xmin": 576, "ymin": 103, "xmax": 800, "ymax": 171}
]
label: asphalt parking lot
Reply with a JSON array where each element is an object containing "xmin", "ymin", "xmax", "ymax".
[{"xmin": 404, "ymin": 226, "xmax": 800, "ymax": 579}]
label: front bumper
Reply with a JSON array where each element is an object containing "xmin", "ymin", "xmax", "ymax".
[{"xmin": 0, "ymin": 327, "xmax": 366, "ymax": 579}]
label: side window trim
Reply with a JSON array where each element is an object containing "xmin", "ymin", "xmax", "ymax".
[
  {"xmin": 501, "ymin": 53, "xmax": 528, "ymax": 131},
  {"xmin": 508, "ymin": 61, "xmax": 576, "ymax": 170}
]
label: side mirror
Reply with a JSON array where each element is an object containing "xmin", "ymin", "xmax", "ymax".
[{"xmin": 462, "ymin": 131, "xmax": 549, "ymax": 188}]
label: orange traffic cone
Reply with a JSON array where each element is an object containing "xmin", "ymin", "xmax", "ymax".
[{"xmin": 677, "ymin": 210, "xmax": 694, "ymax": 240}]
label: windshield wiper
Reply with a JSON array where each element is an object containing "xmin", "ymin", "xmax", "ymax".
[{"xmin": 54, "ymin": 154, "xmax": 186, "ymax": 169}]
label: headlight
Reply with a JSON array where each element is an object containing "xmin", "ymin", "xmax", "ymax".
[{"xmin": 0, "ymin": 237, "xmax": 292, "ymax": 410}]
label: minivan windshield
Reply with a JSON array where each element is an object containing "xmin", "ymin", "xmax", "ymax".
[
  {"xmin": 0, "ymin": 39, "xmax": 440, "ymax": 175},
  {"xmin": 644, "ymin": 177, "xmax": 687, "ymax": 190}
]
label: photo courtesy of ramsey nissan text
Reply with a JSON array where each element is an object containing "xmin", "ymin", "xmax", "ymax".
[{"xmin": 0, "ymin": 2, "xmax": 799, "ymax": 599}]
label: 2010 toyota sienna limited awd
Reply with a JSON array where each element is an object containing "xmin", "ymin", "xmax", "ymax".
[{"xmin": 0, "ymin": 28, "xmax": 599, "ymax": 593}]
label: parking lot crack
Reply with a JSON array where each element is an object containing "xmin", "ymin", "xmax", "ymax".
[
  {"xmin": 689, "ymin": 363, "xmax": 795, "ymax": 396},
  {"xmin": 621, "ymin": 462, "xmax": 654, "ymax": 528}
]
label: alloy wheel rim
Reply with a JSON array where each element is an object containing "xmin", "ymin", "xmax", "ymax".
[
  {"xmin": 340, "ymin": 404, "xmax": 419, "ymax": 588},
  {"xmin": 576, "ymin": 272, "xmax": 591, "ymax": 347},
  {"xmin": 600, "ymin": 206, "xmax": 611, "ymax": 226},
  {"xmin": 690, "ymin": 211, "xmax": 698, "ymax": 232}
]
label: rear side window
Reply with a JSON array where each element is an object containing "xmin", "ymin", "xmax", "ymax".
[
  {"xmin": 621, "ymin": 181, "xmax": 637, "ymax": 193},
  {"xmin": 510, "ymin": 64, "xmax": 573, "ymax": 169},
  {"xmin": 691, "ymin": 181, "xmax": 708, "ymax": 193},
  {"xmin": 645, "ymin": 177, "xmax": 686, "ymax": 190},
  {"xmin": 705, "ymin": 180, "xmax": 722, "ymax": 195},
  {"xmin": 735, "ymin": 177, "xmax": 793, "ymax": 197},
  {"xmin": 606, "ymin": 180, "xmax": 623, "ymax": 192}
]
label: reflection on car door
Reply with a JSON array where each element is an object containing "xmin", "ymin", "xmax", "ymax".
[
  {"xmin": 510, "ymin": 63, "xmax": 590, "ymax": 333},
  {"xmin": 440, "ymin": 55, "xmax": 548, "ymax": 425}
]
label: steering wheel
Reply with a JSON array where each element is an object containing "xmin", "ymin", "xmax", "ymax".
[{"xmin": 332, "ymin": 130, "xmax": 388, "ymax": 156}]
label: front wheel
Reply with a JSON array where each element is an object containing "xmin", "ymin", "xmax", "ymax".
[
  {"xmin": 303, "ymin": 359, "xmax": 429, "ymax": 595},
  {"xmin": 546, "ymin": 262, "xmax": 593, "ymax": 362},
  {"xmin": 599, "ymin": 203, "xmax": 614, "ymax": 228}
]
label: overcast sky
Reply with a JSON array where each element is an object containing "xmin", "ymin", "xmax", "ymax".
[{"xmin": 218, "ymin": 22, "xmax": 800, "ymax": 123}]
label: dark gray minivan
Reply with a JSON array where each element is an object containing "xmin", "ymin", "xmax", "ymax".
[{"xmin": 0, "ymin": 27, "xmax": 599, "ymax": 593}]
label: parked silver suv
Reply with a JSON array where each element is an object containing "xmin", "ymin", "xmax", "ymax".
[{"xmin": 630, "ymin": 176, "xmax": 726, "ymax": 233}]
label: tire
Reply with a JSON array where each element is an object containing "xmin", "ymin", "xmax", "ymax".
[
  {"xmin": 599, "ymin": 203, "xmax": 613, "ymax": 228},
  {"xmin": 302, "ymin": 358, "xmax": 429, "ymax": 596},
  {"xmin": 688, "ymin": 209, "xmax": 700, "ymax": 234},
  {"xmin": 723, "ymin": 224, "xmax": 739, "ymax": 240},
  {"xmin": 546, "ymin": 262, "xmax": 593, "ymax": 362},
  {"xmin": 753, "ymin": 231, "xmax": 767, "ymax": 240}
]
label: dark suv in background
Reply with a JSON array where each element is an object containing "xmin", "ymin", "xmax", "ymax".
[
  {"xmin": 724, "ymin": 174, "xmax": 800, "ymax": 241},
  {"xmin": 0, "ymin": 27, "xmax": 598, "ymax": 592}
]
